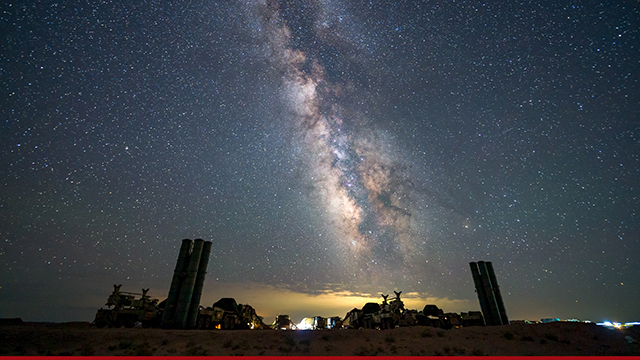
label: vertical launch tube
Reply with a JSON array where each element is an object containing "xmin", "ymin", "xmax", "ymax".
[
  {"xmin": 161, "ymin": 239, "xmax": 193, "ymax": 328},
  {"xmin": 186, "ymin": 240, "xmax": 212, "ymax": 328},
  {"xmin": 486, "ymin": 261, "xmax": 509, "ymax": 325},
  {"xmin": 478, "ymin": 261, "xmax": 502, "ymax": 325},
  {"xmin": 469, "ymin": 262, "xmax": 490, "ymax": 326},
  {"xmin": 470, "ymin": 261, "xmax": 509, "ymax": 325},
  {"xmin": 174, "ymin": 239, "xmax": 204, "ymax": 328}
]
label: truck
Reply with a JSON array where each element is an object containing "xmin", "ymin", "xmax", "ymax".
[
  {"xmin": 92, "ymin": 285, "xmax": 161, "ymax": 328},
  {"xmin": 327, "ymin": 316, "xmax": 343, "ymax": 329},
  {"xmin": 360, "ymin": 302, "xmax": 382, "ymax": 329},
  {"xmin": 196, "ymin": 297, "xmax": 262, "ymax": 329},
  {"xmin": 272, "ymin": 314, "xmax": 295, "ymax": 330},
  {"xmin": 298, "ymin": 316, "xmax": 330, "ymax": 330},
  {"xmin": 342, "ymin": 307, "xmax": 363, "ymax": 329},
  {"xmin": 420, "ymin": 304, "xmax": 484, "ymax": 329},
  {"xmin": 460, "ymin": 311, "xmax": 485, "ymax": 326},
  {"xmin": 342, "ymin": 294, "xmax": 398, "ymax": 329}
]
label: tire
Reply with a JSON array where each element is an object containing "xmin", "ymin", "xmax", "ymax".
[
  {"xmin": 198, "ymin": 316, "xmax": 211, "ymax": 330},
  {"xmin": 222, "ymin": 316, "xmax": 232, "ymax": 330},
  {"xmin": 113, "ymin": 315, "xmax": 124, "ymax": 328},
  {"xmin": 124, "ymin": 319, "xmax": 136, "ymax": 328},
  {"xmin": 95, "ymin": 321, "xmax": 107, "ymax": 328}
]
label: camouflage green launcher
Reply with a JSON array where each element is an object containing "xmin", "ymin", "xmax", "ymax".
[{"xmin": 161, "ymin": 238, "xmax": 212, "ymax": 329}]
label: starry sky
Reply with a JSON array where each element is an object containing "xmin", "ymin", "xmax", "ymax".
[{"xmin": 1, "ymin": 0, "xmax": 638, "ymax": 324}]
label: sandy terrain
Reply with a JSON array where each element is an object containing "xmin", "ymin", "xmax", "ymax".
[{"xmin": 1, "ymin": 320, "xmax": 638, "ymax": 356}]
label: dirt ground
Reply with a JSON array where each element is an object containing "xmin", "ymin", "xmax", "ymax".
[{"xmin": 1, "ymin": 320, "xmax": 638, "ymax": 356}]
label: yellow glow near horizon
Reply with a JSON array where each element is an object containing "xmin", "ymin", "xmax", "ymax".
[{"xmin": 197, "ymin": 282, "xmax": 476, "ymax": 323}]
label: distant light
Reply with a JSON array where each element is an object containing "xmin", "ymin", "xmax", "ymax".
[
  {"xmin": 596, "ymin": 321, "xmax": 639, "ymax": 329},
  {"xmin": 297, "ymin": 317, "xmax": 314, "ymax": 330}
]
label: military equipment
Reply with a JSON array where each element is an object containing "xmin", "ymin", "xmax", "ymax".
[
  {"xmin": 326, "ymin": 316, "xmax": 342, "ymax": 329},
  {"xmin": 162, "ymin": 239, "xmax": 212, "ymax": 329},
  {"xmin": 460, "ymin": 311, "xmax": 485, "ymax": 326},
  {"xmin": 342, "ymin": 307, "xmax": 363, "ymax": 329},
  {"xmin": 470, "ymin": 261, "xmax": 509, "ymax": 325},
  {"xmin": 298, "ymin": 316, "xmax": 330, "ymax": 330},
  {"xmin": 341, "ymin": 291, "xmax": 486, "ymax": 330},
  {"xmin": 92, "ymin": 285, "xmax": 161, "ymax": 328},
  {"xmin": 196, "ymin": 297, "xmax": 263, "ymax": 329},
  {"xmin": 360, "ymin": 302, "xmax": 382, "ymax": 329},
  {"xmin": 272, "ymin": 314, "xmax": 295, "ymax": 330},
  {"xmin": 419, "ymin": 304, "xmax": 485, "ymax": 329}
]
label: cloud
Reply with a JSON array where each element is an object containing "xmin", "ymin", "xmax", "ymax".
[{"xmin": 199, "ymin": 281, "xmax": 476, "ymax": 323}]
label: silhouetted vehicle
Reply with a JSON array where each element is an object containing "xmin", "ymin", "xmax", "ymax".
[
  {"xmin": 92, "ymin": 285, "xmax": 161, "ymax": 328},
  {"xmin": 272, "ymin": 314, "xmax": 295, "ymax": 330},
  {"xmin": 197, "ymin": 297, "xmax": 263, "ymax": 329},
  {"xmin": 343, "ymin": 291, "xmax": 486, "ymax": 330}
]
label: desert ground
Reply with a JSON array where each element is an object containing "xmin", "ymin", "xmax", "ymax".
[{"xmin": 0, "ymin": 319, "xmax": 638, "ymax": 356}]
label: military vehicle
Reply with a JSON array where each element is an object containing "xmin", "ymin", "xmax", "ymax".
[
  {"xmin": 298, "ymin": 316, "xmax": 330, "ymax": 330},
  {"xmin": 342, "ymin": 307, "xmax": 362, "ymax": 329},
  {"xmin": 342, "ymin": 291, "xmax": 485, "ymax": 330},
  {"xmin": 196, "ymin": 297, "xmax": 262, "ymax": 329},
  {"xmin": 313, "ymin": 316, "xmax": 327, "ymax": 330},
  {"xmin": 420, "ymin": 304, "xmax": 485, "ymax": 329},
  {"xmin": 421, "ymin": 303, "xmax": 447, "ymax": 328},
  {"xmin": 384, "ymin": 291, "xmax": 411, "ymax": 328},
  {"xmin": 460, "ymin": 311, "xmax": 485, "ymax": 326},
  {"xmin": 92, "ymin": 285, "xmax": 161, "ymax": 328},
  {"xmin": 326, "ymin": 316, "xmax": 342, "ymax": 329},
  {"xmin": 360, "ymin": 302, "xmax": 382, "ymax": 329},
  {"xmin": 345, "ymin": 292, "xmax": 410, "ymax": 329},
  {"xmin": 272, "ymin": 314, "xmax": 295, "ymax": 330},
  {"xmin": 342, "ymin": 296, "xmax": 395, "ymax": 329},
  {"xmin": 378, "ymin": 291, "xmax": 424, "ymax": 328}
]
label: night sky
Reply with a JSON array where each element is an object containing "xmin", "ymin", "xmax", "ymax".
[{"xmin": 1, "ymin": 0, "xmax": 638, "ymax": 324}]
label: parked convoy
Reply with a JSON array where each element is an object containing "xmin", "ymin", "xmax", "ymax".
[
  {"xmin": 92, "ymin": 286, "xmax": 265, "ymax": 330},
  {"xmin": 91, "ymin": 242, "xmax": 501, "ymax": 330},
  {"xmin": 92, "ymin": 285, "xmax": 485, "ymax": 330},
  {"xmin": 341, "ymin": 291, "xmax": 486, "ymax": 330}
]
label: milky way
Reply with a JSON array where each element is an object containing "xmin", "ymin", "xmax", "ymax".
[{"xmin": 244, "ymin": 0, "xmax": 434, "ymax": 284}]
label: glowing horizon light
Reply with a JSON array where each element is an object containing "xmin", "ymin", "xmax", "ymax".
[
  {"xmin": 596, "ymin": 321, "xmax": 631, "ymax": 329},
  {"xmin": 296, "ymin": 317, "xmax": 315, "ymax": 330}
]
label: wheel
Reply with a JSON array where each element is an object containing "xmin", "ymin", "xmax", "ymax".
[
  {"xmin": 223, "ymin": 316, "xmax": 233, "ymax": 330},
  {"xmin": 197, "ymin": 316, "xmax": 210, "ymax": 329},
  {"xmin": 113, "ymin": 317, "xmax": 124, "ymax": 328},
  {"xmin": 94, "ymin": 321, "xmax": 107, "ymax": 328}
]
